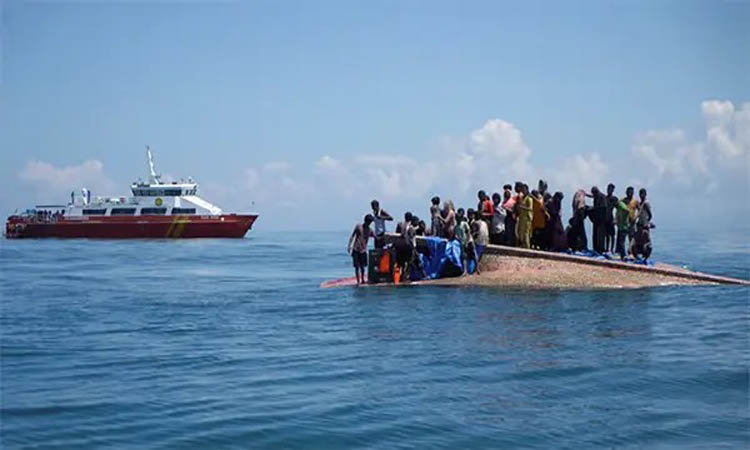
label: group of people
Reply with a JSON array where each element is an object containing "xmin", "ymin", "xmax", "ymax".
[
  {"xmin": 348, "ymin": 182, "xmax": 654, "ymax": 285},
  {"xmin": 32, "ymin": 209, "xmax": 65, "ymax": 223}
]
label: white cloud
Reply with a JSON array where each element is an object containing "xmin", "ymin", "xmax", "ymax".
[
  {"xmin": 243, "ymin": 168, "xmax": 259, "ymax": 190},
  {"xmin": 19, "ymin": 159, "xmax": 116, "ymax": 195},
  {"xmin": 547, "ymin": 153, "xmax": 610, "ymax": 194},
  {"xmin": 632, "ymin": 130, "xmax": 708, "ymax": 181},
  {"xmin": 632, "ymin": 100, "xmax": 750, "ymax": 192},
  {"xmin": 155, "ymin": 98, "xmax": 748, "ymax": 229},
  {"xmin": 468, "ymin": 118, "xmax": 531, "ymax": 174},
  {"xmin": 262, "ymin": 161, "xmax": 290, "ymax": 172},
  {"xmin": 702, "ymin": 100, "xmax": 750, "ymax": 160},
  {"xmin": 315, "ymin": 155, "xmax": 343, "ymax": 171}
]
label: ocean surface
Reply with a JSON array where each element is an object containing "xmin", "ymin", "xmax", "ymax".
[{"xmin": 1, "ymin": 228, "xmax": 748, "ymax": 449}]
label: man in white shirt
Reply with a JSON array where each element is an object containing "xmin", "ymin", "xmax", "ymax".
[
  {"xmin": 490, "ymin": 192, "xmax": 506, "ymax": 245},
  {"xmin": 370, "ymin": 199, "xmax": 393, "ymax": 249}
]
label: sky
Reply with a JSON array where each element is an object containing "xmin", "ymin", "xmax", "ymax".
[{"xmin": 1, "ymin": 0, "xmax": 748, "ymax": 231}]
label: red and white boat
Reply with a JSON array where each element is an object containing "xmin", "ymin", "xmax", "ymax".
[{"xmin": 5, "ymin": 149, "xmax": 258, "ymax": 239}]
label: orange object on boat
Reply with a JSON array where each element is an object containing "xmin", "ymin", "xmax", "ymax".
[
  {"xmin": 379, "ymin": 250, "xmax": 391, "ymax": 274},
  {"xmin": 393, "ymin": 264, "xmax": 400, "ymax": 284}
]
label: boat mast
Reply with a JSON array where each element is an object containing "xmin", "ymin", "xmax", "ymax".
[{"xmin": 146, "ymin": 146, "xmax": 162, "ymax": 185}]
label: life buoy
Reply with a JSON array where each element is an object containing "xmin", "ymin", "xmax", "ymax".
[{"xmin": 155, "ymin": 197, "xmax": 163, "ymax": 206}]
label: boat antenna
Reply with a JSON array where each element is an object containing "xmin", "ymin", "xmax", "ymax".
[{"xmin": 146, "ymin": 145, "xmax": 162, "ymax": 185}]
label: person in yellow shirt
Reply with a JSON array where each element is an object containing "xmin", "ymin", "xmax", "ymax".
[
  {"xmin": 516, "ymin": 184, "xmax": 534, "ymax": 249},
  {"xmin": 531, "ymin": 190, "xmax": 547, "ymax": 249}
]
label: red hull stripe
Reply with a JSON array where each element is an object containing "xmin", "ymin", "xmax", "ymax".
[{"xmin": 6, "ymin": 215, "xmax": 258, "ymax": 239}]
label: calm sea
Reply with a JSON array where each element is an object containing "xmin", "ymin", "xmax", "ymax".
[{"xmin": 1, "ymin": 228, "xmax": 748, "ymax": 449}]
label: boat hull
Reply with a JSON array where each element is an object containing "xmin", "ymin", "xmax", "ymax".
[{"xmin": 5, "ymin": 214, "xmax": 258, "ymax": 239}]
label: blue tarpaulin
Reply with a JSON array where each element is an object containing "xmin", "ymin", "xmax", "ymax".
[{"xmin": 420, "ymin": 237, "xmax": 463, "ymax": 279}]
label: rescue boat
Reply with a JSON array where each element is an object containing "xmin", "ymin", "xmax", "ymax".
[{"xmin": 5, "ymin": 148, "xmax": 258, "ymax": 239}]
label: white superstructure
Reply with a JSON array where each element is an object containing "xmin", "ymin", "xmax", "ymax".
[{"xmin": 56, "ymin": 148, "xmax": 223, "ymax": 217}]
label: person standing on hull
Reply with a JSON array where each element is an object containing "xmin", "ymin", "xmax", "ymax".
[
  {"xmin": 615, "ymin": 190, "xmax": 632, "ymax": 259},
  {"xmin": 471, "ymin": 208, "xmax": 490, "ymax": 267},
  {"xmin": 537, "ymin": 179, "xmax": 548, "ymax": 199},
  {"xmin": 516, "ymin": 184, "xmax": 534, "ymax": 249},
  {"xmin": 370, "ymin": 200, "xmax": 393, "ymax": 249},
  {"xmin": 502, "ymin": 185, "xmax": 515, "ymax": 246},
  {"xmin": 625, "ymin": 186, "xmax": 639, "ymax": 256},
  {"xmin": 442, "ymin": 200, "xmax": 457, "ymax": 241},
  {"xmin": 429, "ymin": 196, "xmax": 444, "ymax": 238},
  {"xmin": 588, "ymin": 186, "xmax": 607, "ymax": 254},
  {"xmin": 531, "ymin": 189, "xmax": 547, "ymax": 250},
  {"xmin": 546, "ymin": 192, "xmax": 568, "ymax": 251},
  {"xmin": 347, "ymin": 214, "xmax": 375, "ymax": 286},
  {"xmin": 633, "ymin": 188, "xmax": 654, "ymax": 260},
  {"xmin": 569, "ymin": 189, "xmax": 588, "ymax": 251},
  {"xmin": 396, "ymin": 212, "xmax": 414, "ymax": 279},
  {"xmin": 490, "ymin": 192, "xmax": 506, "ymax": 245},
  {"xmin": 511, "ymin": 181, "xmax": 525, "ymax": 246},
  {"xmin": 604, "ymin": 183, "xmax": 618, "ymax": 254},
  {"xmin": 477, "ymin": 190, "xmax": 494, "ymax": 223},
  {"xmin": 456, "ymin": 210, "xmax": 478, "ymax": 275}
]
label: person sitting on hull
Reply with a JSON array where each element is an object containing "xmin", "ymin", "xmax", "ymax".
[
  {"xmin": 347, "ymin": 214, "xmax": 375, "ymax": 286},
  {"xmin": 370, "ymin": 200, "xmax": 393, "ymax": 249}
]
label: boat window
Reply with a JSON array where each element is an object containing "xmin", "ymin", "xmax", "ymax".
[
  {"xmin": 140, "ymin": 207, "xmax": 167, "ymax": 215},
  {"xmin": 111, "ymin": 208, "xmax": 136, "ymax": 215},
  {"xmin": 171, "ymin": 208, "xmax": 196, "ymax": 214},
  {"xmin": 82, "ymin": 209, "xmax": 107, "ymax": 215},
  {"xmin": 132, "ymin": 188, "xmax": 189, "ymax": 196}
]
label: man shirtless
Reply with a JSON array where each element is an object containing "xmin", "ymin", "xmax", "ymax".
[{"xmin": 347, "ymin": 214, "xmax": 375, "ymax": 285}]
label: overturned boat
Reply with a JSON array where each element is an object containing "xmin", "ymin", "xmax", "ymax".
[{"xmin": 322, "ymin": 234, "xmax": 750, "ymax": 288}]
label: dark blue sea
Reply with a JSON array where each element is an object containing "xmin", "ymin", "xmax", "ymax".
[{"xmin": 1, "ymin": 228, "xmax": 748, "ymax": 449}]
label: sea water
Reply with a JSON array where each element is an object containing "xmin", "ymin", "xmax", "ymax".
[{"xmin": 1, "ymin": 228, "xmax": 748, "ymax": 449}]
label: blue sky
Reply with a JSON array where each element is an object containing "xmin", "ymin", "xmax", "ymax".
[{"xmin": 1, "ymin": 0, "xmax": 748, "ymax": 230}]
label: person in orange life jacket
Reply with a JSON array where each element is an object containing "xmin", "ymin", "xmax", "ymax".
[
  {"xmin": 370, "ymin": 199, "xmax": 393, "ymax": 249},
  {"xmin": 347, "ymin": 214, "xmax": 375, "ymax": 286},
  {"xmin": 477, "ymin": 190, "xmax": 494, "ymax": 223}
]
